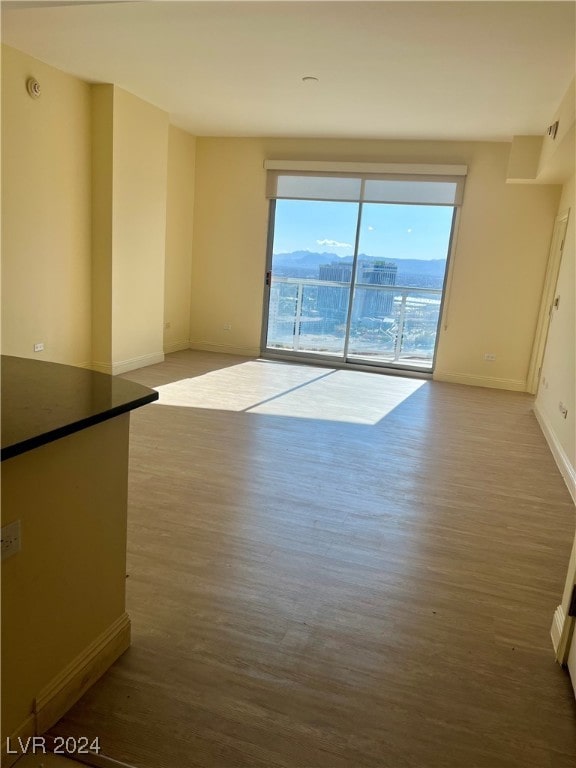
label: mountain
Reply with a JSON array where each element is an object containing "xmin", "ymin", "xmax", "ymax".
[
  {"xmin": 272, "ymin": 250, "xmax": 446, "ymax": 276},
  {"xmin": 272, "ymin": 251, "xmax": 348, "ymax": 269}
]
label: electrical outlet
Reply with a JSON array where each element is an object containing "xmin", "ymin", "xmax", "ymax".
[
  {"xmin": 164, "ymin": 321, "xmax": 171, "ymax": 330},
  {"xmin": 1, "ymin": 520, "xmax": 21, "ymax": 561},
  {"xmin": 484, "ymin": 353, "xmax": 496, "ymax": 362},
  {"xmin": 34, "ymin": 342, "xmax": 44, "ymax": 353},
  {"xmin": 559, "ymin": 402, "xmax": 568, "ymax": 419},
  {"xmin": 223, "ymin": 324, "xmax": 232, "ymax": 331}
]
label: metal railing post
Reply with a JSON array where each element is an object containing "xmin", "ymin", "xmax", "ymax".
[
  {"xmin": 394, "ymin": 292, "xmax": 408, "ymax": 361},
  {"xmin": 267, "ymin": 278, "xmax": 441, "ymax": 365},
  {"xmin": 293, "ymin": 281, "xmax": 304, "ymax": 351}
]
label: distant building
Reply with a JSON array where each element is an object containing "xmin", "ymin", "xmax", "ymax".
[
  {"xmin": 358, "ymin": 261, "xmax": 397, "ymax": 318},
  {"xmin": 318, "ymin": 263, "xmax": 353, "ymax": 283},
  {"xmin": 317, "ymin": 262, "xmax": 352, "ymax": 320},
  {"xmin": 317, "ymin": 259, "xmax": 397, "ymax": 324}
]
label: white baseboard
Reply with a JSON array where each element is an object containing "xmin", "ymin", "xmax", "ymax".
[
  {"xmin": 1, "ymin": 714, "xmax": 35, "ymax": 767},
  {"xmin": 91, "ymin": 353, "xmax": 165, "ymax": 376},
  {"xmin": 20, "ymin": 616, "xmax": 134, "ymax": 768},
  {"xmin": 433, "ymin": 370, "xmax": 526, "ymax": 391},
  {"xmin": 551, "ymin": 604, "xmax": 566, "ymax": 656},
  {"xmin": 550, "ymin": 603, "xmax": 575, "ymax": 665},
  {"xmin": 112, "ymin": 352, "xmax": 164, "ymax": 375},
  {"xmin": 163, "ymin": 339, "xmax": 191, "ymax": 354},
  {"xmin": 534, "ymin": 403, "xmax": 576, "ymax": 505},
  {"xmin": 189, "ymin": 341, "xmax": 260, "ymax": 357},
  {"xmin": 2, "ymin": 611, "xmax": 129, "ymax": 766},
  {"xmin": 35, "ymin": 613, "xmax": 131, "ymax": 734}
]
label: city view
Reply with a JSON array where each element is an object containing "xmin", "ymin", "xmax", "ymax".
[
  {"xmin": 264, "ymin": 200, "xmax": 453, "ymax": 368},
  {"xmin": 267, "ymin": 252, "xmax": 445, "ymax": 365}
]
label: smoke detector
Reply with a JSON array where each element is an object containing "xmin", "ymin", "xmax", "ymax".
[{"xmin": 26, "ymin": 77, "xmax": 41, "ymax": 99}]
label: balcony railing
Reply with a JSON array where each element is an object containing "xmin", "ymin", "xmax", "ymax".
[{"xmin": 266, "ymin": 277, "xmax": 443, "ymax": 368}]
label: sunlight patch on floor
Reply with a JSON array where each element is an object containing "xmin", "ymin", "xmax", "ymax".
[
  {"xmin": 247, "ymin": 368, "xmax": 426, "ymax": 424},
  {"xmin": 152, "ymin": 360, "xmax": 426, "ymax": 424},
  {"xmin": 152, "ymin": 360, "xmax": 331, "ymax": 411}
]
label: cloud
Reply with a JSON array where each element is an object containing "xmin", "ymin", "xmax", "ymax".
[
  {"xmin": 367, "ymin": 226, "xmax": 375, "ymax": 231},
  {"xmin": 316, "ymin": 238, "xmax": 353, "ymax": 249}
]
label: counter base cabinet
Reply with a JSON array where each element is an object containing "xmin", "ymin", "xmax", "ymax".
[{"xmin": 1, "ymin": 414, "xmax": 132, "ymax": 763}]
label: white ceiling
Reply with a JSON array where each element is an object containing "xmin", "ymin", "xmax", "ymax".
[{"xmin": 2, "ymin": 1, "xmax": 575, "ymax": 140}]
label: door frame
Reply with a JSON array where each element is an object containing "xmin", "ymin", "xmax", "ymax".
[
  {"xmin": 526, "ymin": 209, "xmax": 570, "ymax": 394},
  {"xmin": 260, "ymin": 199, "xmax": 456, "ymax": 374}
]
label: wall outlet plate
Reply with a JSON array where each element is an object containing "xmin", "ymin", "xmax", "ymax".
[
  {"xmin": 1, "ymin": 520, "xmax": 21, "ymax": 561},
  {"xmin": 34, "ymin": 342, "xmax": 44, "ymax": 352}
]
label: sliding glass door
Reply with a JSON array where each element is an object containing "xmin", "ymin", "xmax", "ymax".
[
  {"xmin": 263, "ymin": 171, "xmax": 461, "ymax": 372},
  {"xmin": 346, "ymin": 203, "xmax": 454, "ymax": 368},
  {"xmin": 265, "ymin": 199, "xmax": 359, "ymax": 357}
]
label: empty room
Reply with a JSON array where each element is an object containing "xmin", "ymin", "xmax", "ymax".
[{"xmin": 1, "ymin": 2, "xmax": 575, "ymax": 767}]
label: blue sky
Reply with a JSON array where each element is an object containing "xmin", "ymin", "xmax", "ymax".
[{"xmin": 273, "ymin": 200, "xmax": 454, "ymax": 260}]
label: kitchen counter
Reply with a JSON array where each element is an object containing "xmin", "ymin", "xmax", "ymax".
[
  {"xmin": 1, "ymin": 356, "xmax": 158, "ymax": 761},
  {"xmin": 1, "ymin": 355, "xmax": 158, "ymax": 461}
]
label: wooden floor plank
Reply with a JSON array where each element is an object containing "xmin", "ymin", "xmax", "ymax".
[{"xmin": 50, "ymin": 351, "xmax": 576, "ymax": 767}]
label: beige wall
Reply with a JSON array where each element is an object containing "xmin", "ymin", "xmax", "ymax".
[
  {"xmin": 538, "ymin": 78, "xmax": 575, "ymax": 182},
  {"xmin": 2, "ymin": 44, "xmax": 561, "ymax": 392},
  {"xmin": 91, "ymin": 84, "xmax": 114, "ymax": 369},
  {"xmin": 165, "ymin": 126, "xmax": 196, "ymax": 353},
  {"xmin": 437, "ymin": 145, "xmax": 560, "ymax": 389},
  {"xmin": 191, "ymin": 139, "xmax": 267, "ymax": 356},
  {"xmin": 93, "ymin": 86, "xmax": 189, "ymax": 373},
  {"xmin": 2, "ymin": 47, "xmax": 183, "ymax": 375},
  {"xmin": 1, "ymin": 45, "xmax": 92, "ymax": 366},
  {"xmin": 191, "ymin": 138, "xmax": 560, "ymax": 388},
  {"xmin": 110, "ymin": 87, "xmax": 169, "ymax": 372}
]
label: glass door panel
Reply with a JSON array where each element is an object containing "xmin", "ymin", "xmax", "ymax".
[
  {"xmin": 347, "ymin": 204, "xmax": 454, "ymax": 368},
  {"xmin": 265, "ymin": 200, "xmax": 359, "ymax": 357}
]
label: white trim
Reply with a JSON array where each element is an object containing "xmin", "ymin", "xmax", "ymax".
[
  {"xmin": 112, "ymin": 352, "xmax": 165, "ymax": 376},
  {"xmin": 1, "ymin": 616, "xmax": 132, "ymax": 766},
  {"xmin": 163, "ymin": 339, "xmax": 191, "ymax": 354},
  {"xmin": 433, "ymin": 370, "xmax": 526, "ymax": 392},
  {"xmin": 534, "ymin": 403, "xmax": 576, "ymax": 505},
  {"xmin": 551, "ymin": 604, "xmax": 567, "ymax": 656},
  {"xmin": 264, "ymin": 160, "xmax": 468, "ymax": 176},
  {"xmin": 262, "ymin": 351, "xmax": 433, "ymax": 380},
  {"xmin": 526, "ymin": 209, "xmax": 570, "ymax": 394},
  {"xmin": 35, "ymin": 613, "xmax": 131, "ymax": 734},
  {"xmin": 91, "ymin": 352, "xmax": 165, "ymax": 375},
  {"xmin": 551, "ymin": 602, "xmax": 574, "ymax": 667},
  {"xmin": 439, "ymin": 206, "xmax": 462, "ymax": 332},
  {"xmin": 189, "ymin": 341, "xmax": 259, "ymax": 357},
  {"xmin": 568, "ymin": 623, "xmax": 576, "ymax": 697}
]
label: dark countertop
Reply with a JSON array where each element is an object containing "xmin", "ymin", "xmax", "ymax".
[{"xmin": 1, "ymin": 356, "xmax": 158, "ymax": 461}]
